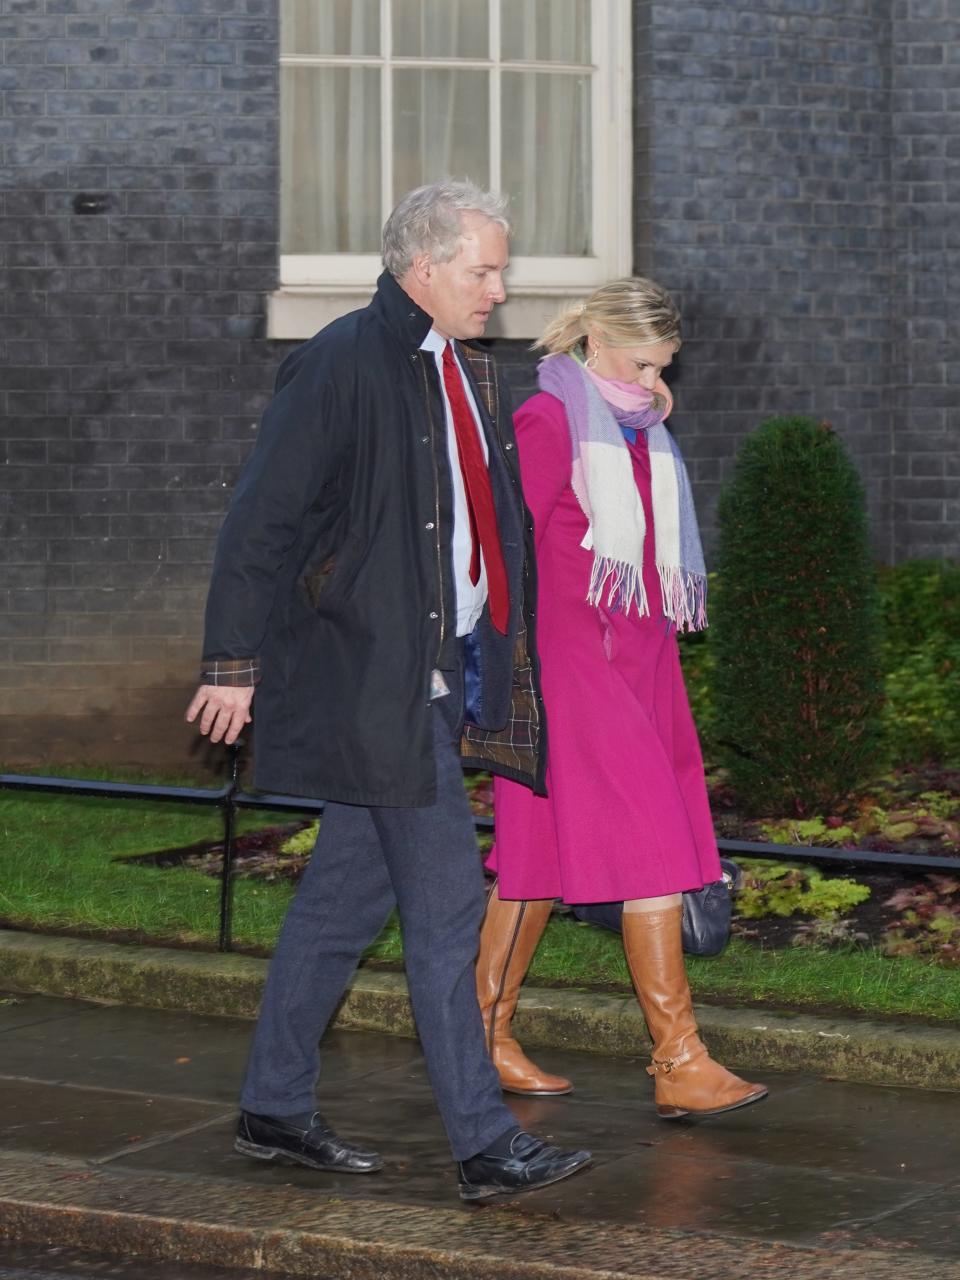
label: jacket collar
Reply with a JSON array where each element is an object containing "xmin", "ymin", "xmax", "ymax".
[
  {"xmin": 372, "ymin": 270, "xmax": 434, "ymax": 350},
  {"xmin": 372, "ymin": 272, "xmax": 497, "ymax": 423}
]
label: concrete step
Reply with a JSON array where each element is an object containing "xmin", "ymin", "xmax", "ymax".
[{"xmin": 1, "ymin": 930, "xmax": 959, "ymax": 1090}]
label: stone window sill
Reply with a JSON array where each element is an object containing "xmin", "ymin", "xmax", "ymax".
[{"xmin": 266, "ymin": 287, "xmax": 587, "ymax": 343}]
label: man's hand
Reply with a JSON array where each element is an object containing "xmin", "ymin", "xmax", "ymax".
[{"xmin": 185, "ymin": 684, "xmax": 254, "ymax": 745}]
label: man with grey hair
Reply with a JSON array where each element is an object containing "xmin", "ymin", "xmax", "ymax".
[{"xmin": 186, "ymin": 180, "xmax": 592, "ymax": 1200}]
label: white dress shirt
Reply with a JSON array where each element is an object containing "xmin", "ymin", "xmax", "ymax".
[{"xmin": 419, "ymin": 328, "xmax": 489, "ymax": 637}]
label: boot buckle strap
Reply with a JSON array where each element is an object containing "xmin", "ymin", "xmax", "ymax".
[{"xmin": 647, "ymin": 1049, "xmax": 692, "ymax": 1077}]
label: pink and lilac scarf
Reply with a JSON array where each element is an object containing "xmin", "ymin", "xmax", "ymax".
[{"xmin": 538, "ymin": 352, "xmax": 707, "ymax": 632}]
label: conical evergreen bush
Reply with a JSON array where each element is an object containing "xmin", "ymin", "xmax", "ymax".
[{"xmin": 711, "ymin": 416, "xmax": 883, "ymax": 816}]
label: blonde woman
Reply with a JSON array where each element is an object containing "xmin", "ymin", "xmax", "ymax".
[{"xmin": 476, "ymin": 279, "xmax": 767, "ymax": 1119}]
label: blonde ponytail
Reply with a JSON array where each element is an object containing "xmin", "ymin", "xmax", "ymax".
[
  {"xmin": 537, "ymin": 301, "xmax": 590, "ymax": 355},
  {"xmin": 537, "ymin": 278, "xmax": 681, "ymax": 355}
]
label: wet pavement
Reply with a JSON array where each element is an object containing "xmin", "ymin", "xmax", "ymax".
[{"xmin": 0, "ymin": 991, "xmax": 958, "ymax": 1277}]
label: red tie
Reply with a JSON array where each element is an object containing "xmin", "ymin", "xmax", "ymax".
[{"xmin": 441, "ymin": 342, "xmax": 510, "ymax": 635}]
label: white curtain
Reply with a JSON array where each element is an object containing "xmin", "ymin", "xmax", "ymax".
[
  {"xmin": 282, "ymin": 0, "xmax": 591, "ymax": 257},
  {"xmin": 393, "ymin": 2, "xmax": 489, "ymax": 205},
  {"xmin": 502, "ymin": 0, "xmax": 591, "ymax": 255},
  {"xmin": 281, "ymin": 0, "xmax": 381, "ymax": 253}
]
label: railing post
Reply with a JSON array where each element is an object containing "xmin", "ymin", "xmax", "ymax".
[{"xmin": 218, "ymin": 741, "xmax": 242, "ymax": 953}]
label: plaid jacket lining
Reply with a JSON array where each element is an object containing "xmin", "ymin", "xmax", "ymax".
[
  {"xmin": 459, "ymin": 344, "xmax": 542, "ymax": 787},
  {"xmin": 460, "ymin": 616, "xmax": 541, "ymax": 781},
  {"xmin": 199, "ymin": 657, "xmax": 261, "ymax": 687}
]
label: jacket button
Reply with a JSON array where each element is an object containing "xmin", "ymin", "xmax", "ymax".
[
  {"xmin": 424, "ymin": 521, "xmax": 435, "ymax": 530},
  {"xmin": 505, "ymin": 442, "xmax": 514, "ymax": 450},
  {"xmin": 429, "ymin": 610, "xmax": 439, "ymax": 619},
  {"xmin": 421, "ymin": 436, "xmax": 429, "ymax": 444}
]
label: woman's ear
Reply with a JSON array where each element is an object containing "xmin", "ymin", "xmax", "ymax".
[{"xmin": 583, "ymin": 329, "xmax": 602, "ymax": 365}]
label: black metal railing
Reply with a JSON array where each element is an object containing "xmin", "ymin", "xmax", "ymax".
[{"xmin": 2, "ymin": 746, "xmax": 957, "ymax": 952}]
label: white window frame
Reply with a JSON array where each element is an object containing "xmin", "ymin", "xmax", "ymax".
[{"xmin": 268, "ymin": 0, "xmax": 632, "ymax": 340}]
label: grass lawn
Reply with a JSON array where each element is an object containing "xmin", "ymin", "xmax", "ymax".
[
  {"xmin": 1, "ymin": 779, "xmax": 958, "ymax": 1024},
  {"xmin": 0, "ymin": 781, "xmax": 292, "ymax": 951},
  {"xmin": 365, "ymin": 912, "xmax": 960, "ymax": 1023}
]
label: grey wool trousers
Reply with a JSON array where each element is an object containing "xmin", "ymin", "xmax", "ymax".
[{"xmin": 239, "ymin": 662, "xmax": 516, "ymax": 1161}]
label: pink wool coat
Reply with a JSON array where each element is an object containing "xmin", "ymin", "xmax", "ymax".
[{"xmin": 487, "ymin": 391, "xmax": 722, "ymax": 903}]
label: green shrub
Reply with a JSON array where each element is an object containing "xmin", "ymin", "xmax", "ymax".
[
  {"xmin": 878, "ymin": 561, "xmax": 960, "ymax": 765},
  {"xmin": 879, "ymin": 560, "xmax": 960, "ymax": 666},
  {"xmin": 884, "ymin": 646, "xmax": 960, "ymax": 766},
  {"xmin": 737, "ymin": 859, "xmax": 870, "ymax": 920},
  {"xmin": 677, "ymin": 616, "xmax": 715, "ymax": 747},
  {"xmin": 281, "ymin": 822, "xmax": 319, "ymax": 856},
  {"xmin": 759, "ymin": 816, "xmax": 857, "ymax": 846},
  {"xmin": 711, "ymin": 416, "xmax": 884, "ymax": 815},
  {"xmin": 681, "ymin": 561, "xmax": 960, "ymax": 769}
]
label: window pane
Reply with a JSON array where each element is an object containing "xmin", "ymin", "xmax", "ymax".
[
  {"xmin": 281, "ymin": 67, "xmax": 381, "ymax": 253},
  {"xmin": 501, "ymin": 0, "xmax": 589, "ymax": 64},
  {"xmin": 392, "ymin": 0, "xmax": 489, "ymax": 59},
  {"xmin": 281, "ymin": 0, "xmax": 380, "ymax": 57},
  {"xmin": 502, "ymin": 72, "xmax": 591, "ymax": 255},
  {"xmin": 394, "ymin": 69, "xmax": 489, "ymax": 196}
]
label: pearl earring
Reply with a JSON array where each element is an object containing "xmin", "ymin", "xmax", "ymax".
[{"xmin": 585, "ymin": 346, "xmax": 599, "ymax": 370}]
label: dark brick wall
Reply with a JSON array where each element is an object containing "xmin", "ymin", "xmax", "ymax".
[
  {"xmin": 0, "ymin": 1, "xmax": 542, "ymax": 767},
  {"xmin": 0, "ymin": 0, "xmax": 955, "ymax": 767},
  {"xmin": 633, "ymin": 0, "xmax": 897, "ymax": 555},
  {"xmin": 632, "ymin": 0, "xmax": 958, "ymax": 563},
  {"xmin": 890, "ymin": 0, "xmax": 959, "ymax": 560},
  {"xmin": 0, "ymin": 0, "xmax": 284, "ymax": 764}
]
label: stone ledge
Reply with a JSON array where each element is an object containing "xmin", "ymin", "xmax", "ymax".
[
  {"xmin": 1, "ymin": 929, "xmax": 959, "ymax": 1091},
  {"xmin": 0, "ymin": 1152, "xmax": 949, "ymax": 1280}
]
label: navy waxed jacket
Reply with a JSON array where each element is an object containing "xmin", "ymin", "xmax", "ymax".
[{"xmin": 201, "ymin": 272, "xmax": 546, "ymax": 806}]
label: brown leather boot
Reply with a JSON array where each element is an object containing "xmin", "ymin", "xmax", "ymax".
[
  {"xmin": 476, "ymin": 883, "xmax": 573, "ymax": 1096},
  {"xmin": 622, "ymin": 905, "xmax": 767, "ymax": 1119}
]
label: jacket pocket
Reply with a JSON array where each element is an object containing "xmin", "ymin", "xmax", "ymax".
[
  {"xmin": 301, "ymin": 553, "xmax": 337, "ymax": 609},
  {"xmin": 299, "ymin": 530, "xmax": 362, "ymax": 612}
]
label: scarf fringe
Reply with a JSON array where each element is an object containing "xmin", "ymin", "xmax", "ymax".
[
  {"xmin": 587, "ymin": 554, "xmax": 649, "ymax": 618},
  {"xmin": 658, "ymin": 564, "xmax": 708, "ymax": 633}
]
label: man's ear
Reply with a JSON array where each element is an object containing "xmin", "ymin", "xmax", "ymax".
[{"xmin": 409, "ymin": 251, "xmax": 433, "ymax": 288}]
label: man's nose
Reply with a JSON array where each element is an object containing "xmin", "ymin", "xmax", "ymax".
[{"xmin": 488, "ymin": 275, "xmax": 506, "ymax": 304}]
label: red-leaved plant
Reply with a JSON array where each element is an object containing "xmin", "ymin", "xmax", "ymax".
[{"xmin": 882, "ymin": 876, "xmax": 960, "ymax": 966}]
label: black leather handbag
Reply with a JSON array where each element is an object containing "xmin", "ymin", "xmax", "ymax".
[{"xmin": 568, "ymin": 859, "xmax": 741, "ymax": 957}]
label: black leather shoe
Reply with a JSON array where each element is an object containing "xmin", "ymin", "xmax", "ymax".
[
  {"xmin": 235, "ymin": 1110, "xmax": 383, "ymax": 1173},
  {"xmin": 457, "ymin": 1130, "xmax": 592, "ymax": 1202}
]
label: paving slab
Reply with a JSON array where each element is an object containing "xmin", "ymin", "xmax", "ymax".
[
  {"xmin": 651, "ymin": 1076, "xmax": 960, "ymax": 1183},
  {"xmin": 1, "ymin": 991, "xmax": 959, "ymax": 1278},
  {"xmin": 0, "ymin": 997, "xmax": 423, "ymax": 1105},
  {"xmin": 0, "ymin": 1079, "xmax": 227, "ymax": 1163},
  {"xmin": 0, "ymin": 996, "xmax": 101, "ymax": 1034},
  {"xmin": 840, "ymin": 1184, "xmax": 960, "ymax": 1256},
  {"xmin": 519, "ymin": 1144, "xmax": 939, "ymax": 1240}
]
